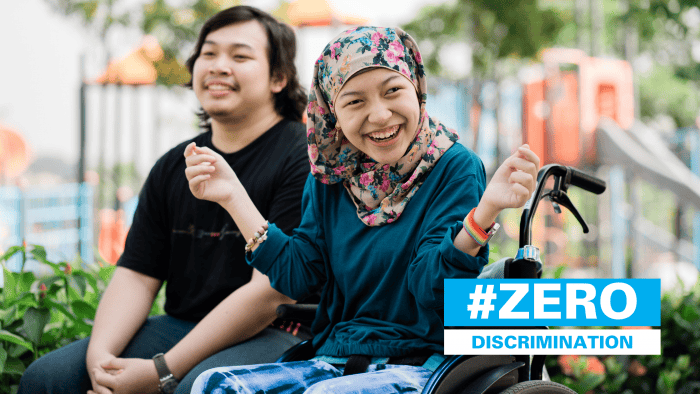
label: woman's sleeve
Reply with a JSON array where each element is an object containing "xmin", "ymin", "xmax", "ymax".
[
  {"xmin": 407, "ymin": 164, "xmax": 490, "ymax": 311},
  {"xmin": 245, "ymin": 174, "xmax": 327, "ymax": 301}
]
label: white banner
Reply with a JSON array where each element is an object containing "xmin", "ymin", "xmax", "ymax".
[{"xmin": 445, "ymin": 329, "xmax": 661, "ymax": 355}]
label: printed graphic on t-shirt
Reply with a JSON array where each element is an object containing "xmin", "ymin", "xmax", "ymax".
[{"xmin": 172, "ymin": 223, "xmax": 241, "ymax": 240}]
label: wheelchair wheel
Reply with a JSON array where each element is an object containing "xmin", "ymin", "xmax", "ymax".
[{"xmin": 499, "ymin": 381, "xmax": 576, "ymax": 394}]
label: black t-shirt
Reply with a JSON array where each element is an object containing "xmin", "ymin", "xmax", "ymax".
[{"xmin": 118, "ymin": 119, "xmax": 309, "ymax": 321}]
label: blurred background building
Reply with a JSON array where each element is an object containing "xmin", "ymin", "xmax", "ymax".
[{"xmin": 1, "ymin": 0, "xmax": 699, "ymax": 291}]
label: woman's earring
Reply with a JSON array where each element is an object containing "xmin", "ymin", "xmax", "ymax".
[{"xmin": 332, "ymin": 126, "xmax": 342, "ymax": 141}]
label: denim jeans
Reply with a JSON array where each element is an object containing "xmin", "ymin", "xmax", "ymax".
[
  {"xmin": 191, "ymin": 360, "xmax": 433, "ymax": 394},
  {"xmin": 17, "ymin": 315, "xmax": 301, "ymax": 394}
]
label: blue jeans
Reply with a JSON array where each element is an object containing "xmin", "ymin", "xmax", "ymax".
[
  {"xmin": 191, "ymin": 360, "xmax": 433, "ymax": 393},
  {"xmin": 17, "ymin": 315, "xmax": 301, "ymax": 394}
]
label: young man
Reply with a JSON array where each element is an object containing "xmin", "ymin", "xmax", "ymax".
[{"xmin": 18, "ymin": 6, "xmax": 310, "ymax": 394}]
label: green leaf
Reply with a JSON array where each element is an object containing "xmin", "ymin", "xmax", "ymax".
[
  {"xmin": 2, "ymin": 357, "xmax": 25, "ymax": 375},
  {"xmin": 72, "ymin": 271, "xmax": 99, "ymax": 293},
  {"xmin": 30, "ymin": 246, "xmax": 63, "ymax": 276},
  {"xmin": 46, "ymin": 283, "xmax": 63, "ymax": 299},
  {"xmin": 38, "ymin": 275, "xmax": 63, "ymax": 291},
  {"xmin": 71, "ymin": 300, "xmax": 96, "ymax": 321},
  {"xmin": 39, "ymin": 324, "xmax": 62, "ymax": 347},
  {"xmin": 0, "ymin": 246, "xmax": 23, "ymax": 262},
  {"xmin": 0, "ymin": 330, "xmax": 33, "ymax": 352},
  {"xmin": 65, "ymin": 319, "xmax": 93, "ymax": 338},
  {"xmin": 8, "ymin": 343, "xmax": 29, "ymax": 358},
  {"xmin": 609, "ymin": 371, "xmax": 629, "ymax": 391},
  {"xmin": 29, "ymin": 245, "xmax": 48, "ymax": 263},
  {"xmin": 679, "ymin": 304, "xmax": 700, "ymax": 323},
  {"xmin": 42, "ymin": 299, "xmax": 78, "ymax": 323},
  {"xmin": 83, "ymin": 292, "xmax": 99, "ymax": 307},
  {"xmin": 658, "ymin": 369, "xmax": 681, "ymax": 393},
  {"xmin": 98, "ymin": 265, "xmax": 116, "ymax": 284},
  {"xmin": 553, "ymin": 265, "xmax": 567, "ymax": 279},
  {"xmin": 0, "ymin": 345, "xmax": 7, "ymax": 374},
  {"xmin": 573, "ymin": 373, "xmax": 605, "ymax": 393},
  {"xmin": 66, "ymin": 285, "xmax": 82, "ymax": 303},
  {"xmin": 18, "ymin": 272, "xmax": 36, "ymax": 294},
  {"xmin": 21, "ymin": 307, "xmax": 50, "ymax": 345},
  {"xmin": 2, "ymin": 267, "xmax": 18, "ymax": 304},
  {"xmin": 15, "ymin": 293, "xmax": 38, "ymax": 309},
  {"xmin": 0, "ymin": 305, "xmax": 18, "ymax": 326},
  {"xmin": 72, "ymin": 275, "xmax": 87, "ymax": 297},
  {"xmin": 676, "ymin": 354, "xmax": 690, "ymax": 369}
]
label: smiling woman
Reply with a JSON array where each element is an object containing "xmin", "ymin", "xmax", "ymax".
[
  {"xmin": 184, "ymin": 26, "xmax": 540, "ymax": 394},
  {"xmin": 334, "ymin": 69, "xmax": 419, "ymax": 164}
]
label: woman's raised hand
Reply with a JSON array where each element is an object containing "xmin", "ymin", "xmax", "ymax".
[
  {"xmin": 481, "ymin": 144, "xmax": 540, "ymax": 213},
  {"xmin": 184, "ymin": 142, "xmax": 238, "ymax": 205}
]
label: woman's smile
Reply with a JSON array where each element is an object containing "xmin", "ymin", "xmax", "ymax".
[{"xmin": 366, "ymin": 124, "xmax": 402, "ymax": 146}]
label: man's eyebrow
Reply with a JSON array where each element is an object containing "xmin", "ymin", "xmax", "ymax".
[
  {"xmin": 202, "ymin": 40, "xmax": 254, "ymax": 50},
  {"xmin": 338, "ymin": 74, "xmax": 403, "ymax": 100}
]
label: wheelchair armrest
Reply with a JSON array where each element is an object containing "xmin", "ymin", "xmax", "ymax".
[{"xmin": 276, "ymin": 303, "xmax": 318, "ymax": 325}]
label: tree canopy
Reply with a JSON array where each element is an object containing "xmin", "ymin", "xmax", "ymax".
[
  {"xmin": 403, "ymin": 0, "xmax": 700, "ymax": 127},
  {"xmin": 43, "ymin": 0, "xmax": 238, "ymax": 85}
]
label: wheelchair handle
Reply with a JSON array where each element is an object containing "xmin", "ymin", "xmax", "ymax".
[
  {"xmin": 569, "ymin": 167, "xmax": 606, "ymax": 195},
  {"xmin": 518, "ymin": 164, "xmax": 606, "ymax": 248},
  {"xmin": 276, "ymin": 304, "xmax": 318, "ymax": 324}
]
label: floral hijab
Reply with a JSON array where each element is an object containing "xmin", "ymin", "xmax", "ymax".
[{"xmin": 307, "ymin": 26, "xmax": 458, "ymax": 226}]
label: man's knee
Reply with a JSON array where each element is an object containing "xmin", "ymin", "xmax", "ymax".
[{"xmin": 18, "ymin": 338, "xmax": 91, "ymax": 394}]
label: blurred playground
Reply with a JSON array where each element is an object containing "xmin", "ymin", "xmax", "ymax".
[{"xmin": 1, "ymin": 0, "xmax": 699, "ymax": 291}]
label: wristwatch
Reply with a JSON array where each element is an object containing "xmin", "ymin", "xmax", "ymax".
[{"xmin": 152, "ymin": 353, "xmax": 179, "ymax": 394}]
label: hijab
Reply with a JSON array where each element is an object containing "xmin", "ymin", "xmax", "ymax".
[{"xmin": 307, "ymin": 26, "xmax": 458, "ymax": 226}]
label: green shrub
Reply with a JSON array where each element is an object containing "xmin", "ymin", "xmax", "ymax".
[
  {"xmin": 0, "ymin": 245, "xmax": 165, "ymax": 393},
  {"xmin": 546, "ymin": 281, "xmax": 700, "ymax": 393}
]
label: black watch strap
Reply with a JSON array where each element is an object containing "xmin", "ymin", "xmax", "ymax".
[
  {"xmin": 152, "ymin": 352, "xmax": 179, "ymax": 394},
  {"xmin": 152, "ymin": 353, "xmax": 173, "ymax": 380}
]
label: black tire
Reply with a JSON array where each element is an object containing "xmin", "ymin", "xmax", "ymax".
[{"xmin": 499, "ymin": 381, "xmax": 577, "ymax": 394}]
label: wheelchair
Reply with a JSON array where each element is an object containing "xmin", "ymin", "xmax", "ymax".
[{"xmin": 275, "ymin": 164, "xmax": 607, "ymax": 394}]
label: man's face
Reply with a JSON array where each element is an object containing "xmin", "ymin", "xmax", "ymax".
[{"xmin": 192, "ymin": 20, "xmax": 285, "ymax": 121}]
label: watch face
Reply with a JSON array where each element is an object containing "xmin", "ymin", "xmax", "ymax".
[{"xmin": 161, "ymin": 379, "xmax": 178, "ymax": 394}]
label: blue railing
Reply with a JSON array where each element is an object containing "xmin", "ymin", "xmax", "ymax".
[{"xmin": 0, "ymin": 183, "xmax": 93, "ymax": 272}]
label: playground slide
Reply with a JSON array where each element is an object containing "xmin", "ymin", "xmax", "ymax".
[{"xmin": 596, "ymin": 117, "xmax": 700, "ymax": 210}]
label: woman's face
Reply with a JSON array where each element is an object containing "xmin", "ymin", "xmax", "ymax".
[{"xmin": 334, "ymin": 68, "xmax": 420, "ymax": 165}]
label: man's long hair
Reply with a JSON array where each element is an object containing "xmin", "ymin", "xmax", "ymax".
[{"xmin": 185, "ymin": 6, "xmax": 307, "ymax": 128}]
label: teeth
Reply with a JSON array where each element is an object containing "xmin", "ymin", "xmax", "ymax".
[
  {"xmin": 208, "ymin": 85, "xmax": 231, "ymax": 90},
  {"xmin": 369, "ymin": 125, "xmax": 399, "ymax": 141}
]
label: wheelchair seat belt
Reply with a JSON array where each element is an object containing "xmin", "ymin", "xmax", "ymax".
[{"xmin": 343, "ymin": 355, "xmax": 372, "ymax": 376}]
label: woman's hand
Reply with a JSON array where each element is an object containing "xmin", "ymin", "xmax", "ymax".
[
  {"xmin": 453, "ymin": 144, "xmax": 539, "ymax": 255},
  {"xmin": 474, "ymin": 144, "xmax": 540, "ymax": 227},
  {"xmin": 184, "ymin": 142, "xmax": 238, "ymax": 205}
]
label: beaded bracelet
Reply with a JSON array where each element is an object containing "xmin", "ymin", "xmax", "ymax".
[{"xmin": 244, "ymin": 222, "xmax": 269, "ymax": 253}]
